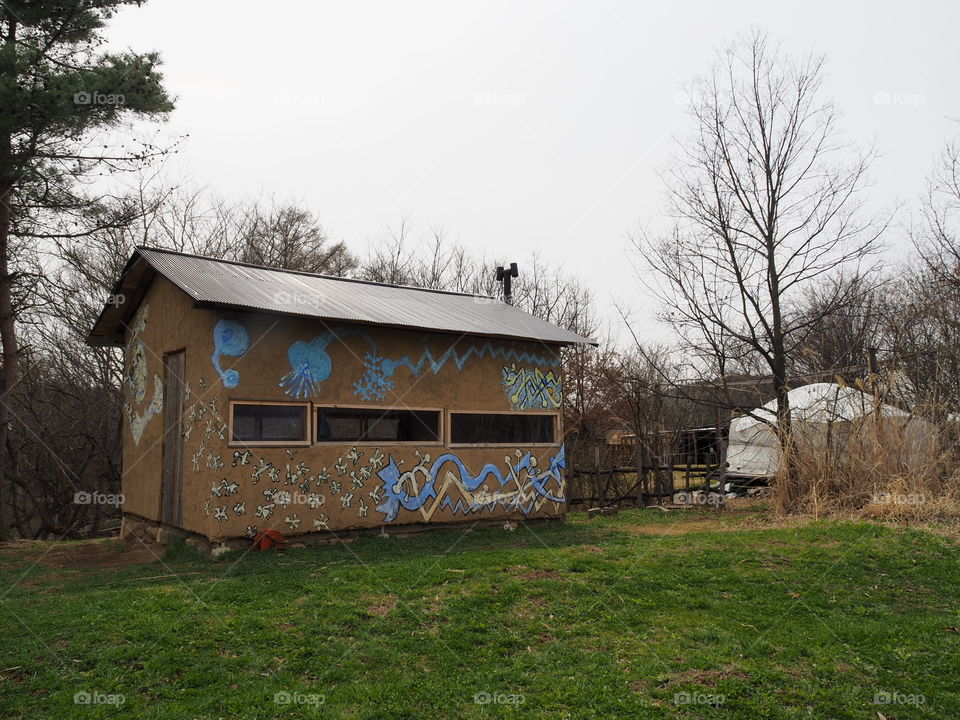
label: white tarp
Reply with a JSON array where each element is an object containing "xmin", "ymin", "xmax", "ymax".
[{"xmin": 725, "ymin": 382, "xmax": 913, "ymax": 479}]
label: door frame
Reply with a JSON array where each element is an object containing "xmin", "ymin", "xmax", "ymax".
[{"xmin": 161, "ymin": 349, "xmax": 186, "ymax": 527}]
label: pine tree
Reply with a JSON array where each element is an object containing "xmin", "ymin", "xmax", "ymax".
[{"xmin": 0, "ymin": 0, "xmax": 174, "ymax": 538}]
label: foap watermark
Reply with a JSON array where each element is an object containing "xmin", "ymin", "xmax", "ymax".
[
  {"xmin": 674, "ymin": 691, "xmax": 725, "ymax": 707},
  {"xmin": 274, "ymin": 690, "xmax": 325, "ymax": 708},
  {"xmin": 673, "ymin": 491, "xmax": 724, "ymax": 507},
  {"xmin": 104, "ymin": 293, "xmax": 126, "ymax": 307},
  {"xmin": 273, "ymin": 290, "xmax": 327, "ymax": 308},
  {"xmin": 471, "ymin": 293, "xmax": 501, "ymax": 306},
  {"xmin": 473, "ymin": 691, "xmax": 525, "ymax": 706},
  {"xmin": 73, "ymin": 91, "xmax": 126, "ymax": 107},
  {"xmin": 873, "ymin": 90, "xmax": 925, "ymax": 107},
  {"xmin": 74, "ymin": 491, "xmax": 124, "ymax": 507},
  {"xmin": 474, "ymin": 91, "xmax": 526, "ymax": 107},
  {"xmin": 271, "ymin": 490, "xmax": 325, "ymax": 509},
  {"xmin": 73, "ymin": 690, "xmax": 126, "ymax": 706},
  {"xmin": 872, "ymin": 491, "xmax": 926, "ymax": 506},
  {"xmin": 873, "ymin": 690, "xmax": 925, "ymax": 706}
]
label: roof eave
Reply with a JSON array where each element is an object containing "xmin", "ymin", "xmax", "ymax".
[{"xmin": 84, "ymin": 250, "xmax": 158, "ymax": 347}]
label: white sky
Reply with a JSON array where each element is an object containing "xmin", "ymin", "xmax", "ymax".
[{"xmin": 106, "ymin": 1, "xmax": 960, "ymax": 343}]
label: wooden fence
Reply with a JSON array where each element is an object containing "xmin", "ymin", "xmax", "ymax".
[{"xmin": 567, "ymin": 455, "xmax": 724, "ymax": 507}]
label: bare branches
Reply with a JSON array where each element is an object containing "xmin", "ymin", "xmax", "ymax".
[
  {"xmin": 638, "ymin": 30, "xmax": 886, "ymax": 444},
  {"xmin": 915, "ymin": 140, "xmax": 960, "ymax": 282}
]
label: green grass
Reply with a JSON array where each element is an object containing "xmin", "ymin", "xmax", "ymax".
[{"xmin": 1, "ymin": 508, "xmax": 959, "ymax": 719}]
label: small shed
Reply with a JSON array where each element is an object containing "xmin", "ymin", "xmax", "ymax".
[{"xmin": 87, "ymin": 247, "xmax": 594, "ymax": 542}]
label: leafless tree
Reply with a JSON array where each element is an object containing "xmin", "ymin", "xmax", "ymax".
[
  {"xmin": 786, "ymin": 274, "xmax": 889, "ymax": 380},
  {"xmin": 355, "ymin": 218, "xmax": 427, "ymax": 286},
  {"xmin": 887, "ymin": 141, "xmax": 960, "ymax": 415},
  {"xmin": 357, "ymin": 218, "xmax": 597, "ymax": 336},
  {"xmin": 235, "ymin": 202, "xmax": 357, "ymax": 275},
  {"xmin": 638, "ymin": 30, "xmax": 887, "ymax": 480},
  {"xmin": 605, "ymin": 346, "xmax": 691, "ymax": 491},
  {"xmin": 357, "ymin": 218, "xmax": 491, "ymax": 292},
  {"xmin": 915, "ymin": 140, "xmax": 960, "ymax": 283}
]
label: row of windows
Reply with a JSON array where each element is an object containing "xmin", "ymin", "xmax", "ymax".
[{"xmin": 229, "ymin": 403, "xmax": 558, "ymax": 446}]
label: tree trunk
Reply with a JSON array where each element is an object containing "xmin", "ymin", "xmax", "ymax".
[
  {"xmin": 0, "ymin": 180, "xmax": 19, "ymax": 540},
  {"xmin": 768, "ymin": 228, "xmax": 795, "ymax": 492},
  {"xmin": 771, "ymin": 356, "xmax": 796, "ymax": 491}
]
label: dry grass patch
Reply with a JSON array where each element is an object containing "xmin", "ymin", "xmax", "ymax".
[
  {"xmin": 773, "ymin": 401, "xmax": 960, "ymax": 522},
  {"xmin": 513, "ymin": 596, "xmax": 546, "ymax": 620},
  {"xmin": 362, "ymin": 593, "xmax": 398, "ymax": 618},
  {"xmin": 422, "ymin": 582, "xmax": 470, "ymax": 617},
  {"xmin": 509, "ymin": 566, "xmax": 562, "ymax": 580},
  {"xmin": 659, "ymin": 664, "xmax": 750, "ymax": 689}
]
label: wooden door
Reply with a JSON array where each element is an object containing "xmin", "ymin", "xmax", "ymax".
[{"xmin": 161, "ymin": 350, "xmax": 186, "ymax": 527}]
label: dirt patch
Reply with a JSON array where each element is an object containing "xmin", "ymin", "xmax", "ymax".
[
  {"xmin": 659, "ymin": 664, "xmax": 750, "ymax": 689},
  {"xmin": 619, "ymin": 519, "xmax": 733, "ymax": 537},
  {"xmin": 607, "ymin": 502, "xmax": 808, "ymax": 538},
  {"xmin": 19, "ymin": 577, "xmax": 66, "ymax": 593},
  {"xmin": 629, "ymin": 679, "xmax": 648, "ymax": 693},
  {"xmin": 0, "ymin": 665, "xmax": 30, "ymax": 684},
  {"xmin": 364, "ymin": 594, "xmax": 398, "ymax": 617},
  {"xmin": 510, "ymin": 566, "xmax": 562, "ymax": 580},
  {"xmin": 34, "ymin": 538, "xmax": 165, "ymax": 570},
  {"xmin": 513, "ymin": 596, "xmax": 546, "ymax": 620}
]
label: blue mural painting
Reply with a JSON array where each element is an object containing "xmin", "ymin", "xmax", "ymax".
[
  {"xmin": 124, "ymin": 304, "xmax": 163, "ymax": 445},
  {"xmin": 279, "ymin": 328, "xmax": 378, "ymax": 398},
  {"xmin": 501, "ymin": 363, "xmax": 563, "ymax": 410},
  {"xmin": 211, "ymin": 319, "xmax": 250, "ymax": 388},
  {"xmin": 385, "ymin": 341, "xmax": 559, "ymax": 377},
  {"xmin": 280, "ymin": 327, "xmax": 561, "ymax": 401},
  {"xmin": 374, "ymin": 445, "xmax": 566, "ymax": 522}
]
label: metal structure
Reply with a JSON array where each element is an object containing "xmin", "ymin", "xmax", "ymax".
[
  {"xmin": 88, "ymin": 248, "xmax": 596, "ymax": 347},
  {"xmin": 495, "ymin": 262, "xmax": 518, "ymax": 305}
]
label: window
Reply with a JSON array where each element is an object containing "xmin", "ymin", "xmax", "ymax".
[
  {"xmin": 316, "ymin": 407, "xmax": 441, "ymax": 443},
  {"xmin": 450, "ymin": 413, "xmax": 556, "ymax": 445},
  {"xmin": 231, "ymin": 403, "xmax": 308, "ymax": 444}
]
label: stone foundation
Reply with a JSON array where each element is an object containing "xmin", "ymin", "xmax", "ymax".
[{"xmin": 120, "ymin": 512, "xmax": 564, "ymax": 554}]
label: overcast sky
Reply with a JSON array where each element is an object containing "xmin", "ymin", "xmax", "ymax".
[{"xmin": 107, "ymin": 1, "xmax": 959, "ymax": 341}]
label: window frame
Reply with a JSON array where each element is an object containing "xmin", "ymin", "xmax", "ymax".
[
  {"xmin": 314, "ymin": 403, "xmax": 445, "ymax": 446},
  {"xmin": 227, "ymin": 400, "xmax": 312, "ymax": 447},
  {"xmin": 447, "ymin": 410, "xmax": 561, "ymax": 448}
]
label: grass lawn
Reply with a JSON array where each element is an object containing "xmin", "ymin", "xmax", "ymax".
[{"xmin": 1, "ymin": 504, "xmax": 959, "ymax": 719}]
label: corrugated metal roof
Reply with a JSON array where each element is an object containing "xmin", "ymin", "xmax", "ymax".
[{"xmin": 87, "ymin": 247, "xmax": 596, "ymax": 347}]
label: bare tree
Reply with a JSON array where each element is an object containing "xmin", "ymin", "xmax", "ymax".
[
  {"xmin": 639, "ymin": 30, "xmax": 886, "ymax": 481},
  {"xmin": 602, "ymin": 345, "xmax": 692, "ymax": 495},
  {"xmin": 889, "ymin": 141, "xmax": 960, "ymax": 414},
  {"xmin": 236, "ymin": 202, "xmax": 357, "ymax": 275},
  {"xmin": 915, "ymin": 140, "xmax": 960, "ymax": 283},
  {"xmin": 356, "ymin": 218, "xmax": 423, "ymax": 286},
  {"xmin": 357, "ymin": 219, "xmax": 491, "ymax": 292},
  {"xmin": 356, "ymin": 219, "xmax": 598, "ymax": 338},
  {"xmin": 787, "ymin": 274, "xmax": 889, "ymax": 380}
]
